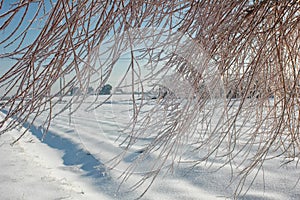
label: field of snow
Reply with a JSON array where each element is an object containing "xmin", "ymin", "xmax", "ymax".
[{"xmin": 1, "ymin": 95, "xmax": 300, "ymax": 199}]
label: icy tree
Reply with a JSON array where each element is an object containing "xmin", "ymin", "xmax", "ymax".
[{"xmin": 1, "ymin": 0, "xmax": 300, "ymax": 198}]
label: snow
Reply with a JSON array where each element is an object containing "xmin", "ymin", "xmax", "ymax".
[
  {"xmin": 1, "ymin": 95, "xmax": 300, "ymax": 199},
  {"xmin": 0, "ymin": 114, "xmax": 110, "ymax": 200}
]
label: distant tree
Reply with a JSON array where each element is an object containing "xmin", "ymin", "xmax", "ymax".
[
  {"xmin": 70, "ymin": 87, "xmax": 81, "ymax": 96},
  {"xmin": 87, "ymin": 86, "xmax": 94, "ymax": 95},
  {"xmin": 99, "ymin": 84, "xmax": 112, "ymax": 95}
]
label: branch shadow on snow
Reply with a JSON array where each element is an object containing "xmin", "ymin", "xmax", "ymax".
[
  {"xmin": 36, "ymin": 126, "xmax": 108, "ymax": 179},
  {"xmin": 1, "ymin": 109, "xmax": 143, "ymax": 199},
  {"xmin": 1, "ymin": 110, "xmax": 107, "ymax": 180}
]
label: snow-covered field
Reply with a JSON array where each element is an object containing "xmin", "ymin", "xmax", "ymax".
[{"xmin": 1, "ymin": 95, "xmax": 300, "ymax": 199}]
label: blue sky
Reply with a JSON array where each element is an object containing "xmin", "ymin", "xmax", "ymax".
[
  {"xmin": 0, "ymin": 1, "xmax": 168, "ymax": 96},
  {"xmin": 0, "ymin": 1, "xmax": 46, "ymax": 74}
]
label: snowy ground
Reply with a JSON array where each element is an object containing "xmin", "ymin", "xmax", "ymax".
[{"xmin": 1, "ymin": 95, "xmax": 300, "ymax": 199}]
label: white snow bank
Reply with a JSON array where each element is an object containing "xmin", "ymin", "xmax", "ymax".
[{"xmin": 1, "ymin": 96, "xmax": 300, "ymax": 199}]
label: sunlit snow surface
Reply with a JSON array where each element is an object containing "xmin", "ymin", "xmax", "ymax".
[{"xmin": 1, "ymin": 95, "xmax": 300, "ymax": 199}]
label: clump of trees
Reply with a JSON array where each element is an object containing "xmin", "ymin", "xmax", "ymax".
[
  {"xmin": 70, "ymin": 85, "xmax": 112, "ymax": 95},
  {"xmin": 1, "ymin": 0, "xmax": 300, "ymax": 198},
  {"xmin": 99, "ymin": 84, "xmax": 112, "ymax": 95}
]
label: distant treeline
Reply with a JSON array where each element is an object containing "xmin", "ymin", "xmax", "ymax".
[{"xmin": 69, "ymin": 84, "xmax": 112, "ymax": 96}]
